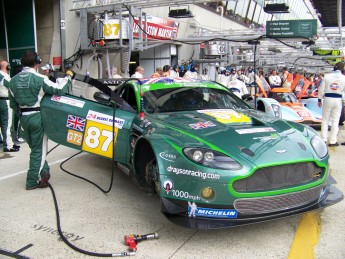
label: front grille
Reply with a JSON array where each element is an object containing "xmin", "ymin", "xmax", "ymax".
[
  {"xmin": 234, "ymin": 185, "xmax": 323, "ymax": 215},
  {"xmin": 233, "ymin": 162, "xmax": 324, "ymax": 192}
]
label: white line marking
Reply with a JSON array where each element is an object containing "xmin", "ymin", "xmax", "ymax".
[{"xmin": 0, "ymin": 153, "xmax": 86, "ymax": 181}]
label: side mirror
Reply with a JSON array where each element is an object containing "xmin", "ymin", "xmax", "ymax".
[
  {"xmin": 93, "ymin": 91, "xmax": 111, "ymax": 105},
  {"xmin": 242, "ymin": 94, "xmax": 253, "ymax": 101}
]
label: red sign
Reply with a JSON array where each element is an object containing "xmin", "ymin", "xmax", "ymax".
[
  {"xmin": 53, "ymin": 56, "xmax": 62, "ymax": 66},
  {"xmin": 132, "ymin": 16, "xmax": 179, "ymax": 40}
]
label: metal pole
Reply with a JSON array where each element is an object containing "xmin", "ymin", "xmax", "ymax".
[
  {"xmin": 338, "ymin": 0, "xmax": 343, "ymax": 47},
  {"xmin": 59, "ymin": 0, "xmax": 66, "ymax": 71},
  {"xmin": 216, "ymin": 6, "xmax": 224, "ymax": 34}
]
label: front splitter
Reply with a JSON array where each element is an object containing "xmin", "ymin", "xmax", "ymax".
[{"xmin": 161, "ymin": 179, "xmax": 343, "ymax": 230}]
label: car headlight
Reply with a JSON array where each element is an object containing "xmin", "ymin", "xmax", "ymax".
[
  {"xmin": 311, "ymin": 135, "xmax": 328, "ymax": 158},
  {"xmin": 183, "ymin": 148, "xmax": 242, "ymax": 170}
]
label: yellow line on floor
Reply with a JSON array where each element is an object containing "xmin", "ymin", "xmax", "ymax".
[{"xmin": 287, "ymin": 212, "xmax": 321, "ymax": 259}]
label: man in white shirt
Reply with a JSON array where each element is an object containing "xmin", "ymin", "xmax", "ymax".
[
  {"xmin": 131, "ymin": 66, "xmax": 144, "ymax": 78},
  {"xmin": 268, "ymin": 69, "xmax": 281, "ymax": 88}
]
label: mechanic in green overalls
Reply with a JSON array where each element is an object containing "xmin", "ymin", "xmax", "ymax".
[
  {"xmin": 0, "ymin": 60, "xmax": 20, "ymax": 152},
  {"xmin": 8, "ymin": 51, "xmax": 73, "ymax": 190}
]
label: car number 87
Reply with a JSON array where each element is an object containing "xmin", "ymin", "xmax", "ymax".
[{"xmin": 82, "ymin": 121, "xmax": 118, "ymax": 158}]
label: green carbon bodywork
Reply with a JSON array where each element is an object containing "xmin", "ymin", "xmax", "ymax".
[{"xmin": 40, "ymin": 79, "xmax": 334, "ymax": 222}]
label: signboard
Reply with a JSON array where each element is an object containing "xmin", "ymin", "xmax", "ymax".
[
  {"xmin": 103, "ymin": 19, "xmax": 129, "ymax": 40},
  {"xmin": 132, "ymin": 16, "xmax": 179, "ymax": 40},
  {"xmin": 102, "ymin": 16, "xmax": 179, "ymax": 41},
  {"xmin": 266, "ymin": 19, "xmax": 317, "ymax": 38}
]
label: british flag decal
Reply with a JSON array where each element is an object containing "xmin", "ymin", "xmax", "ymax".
[
  {"xmin": 189, "ymin": 121, "xmax": 216, "ymax": 130},
  {"xmin": 66, "ymin": 115, "xmax": 86, "ymax": 132}
]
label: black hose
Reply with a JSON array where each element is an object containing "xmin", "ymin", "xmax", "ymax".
[
  {"xmin": 48, "ymin": 183, "xmax": 135, "ymax": 257},
  {"xmin": 46, "ymin": 99, "xmax": 136, "ymax": 256}
]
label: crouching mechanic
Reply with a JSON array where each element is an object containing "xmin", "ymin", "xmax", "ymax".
[
  {"xmin": 318, "ymin": 61, "xmax": 345, "ymax": 147},
  {"xmin": 9, "ymin": 51, "xmax": 73, "ymax": 190}
]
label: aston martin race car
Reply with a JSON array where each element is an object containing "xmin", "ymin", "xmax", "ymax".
[{"xmin": 41, "ymin": 76, "xmax": 343, "ymax": 229}]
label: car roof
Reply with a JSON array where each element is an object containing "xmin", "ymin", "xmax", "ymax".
[{"xmin": 130, "ymin": 77, "xmax": 228, "ymax": 92}]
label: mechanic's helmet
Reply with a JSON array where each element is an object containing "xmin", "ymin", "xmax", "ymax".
[
  {"xmin": 173, "ymin": 64, "xmax": 179, "ymax": 70},
  {"xmin": 219, "ymin": 67, "xmax": 226, "ymax": 74},
  {"xmin": 180, "ymin": 65, "xmax": 185, "ymax": 71},
  {"xmin": 190, "ymin": 64, "xmax": 199, "ymax": 72}
]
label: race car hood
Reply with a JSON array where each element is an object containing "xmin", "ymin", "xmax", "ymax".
[{"xmin": 149, "ymin": 109, "xmax": 318, "ymax": 166}]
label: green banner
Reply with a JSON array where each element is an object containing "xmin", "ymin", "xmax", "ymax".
[
  {"xmin": 3, "ymin": 0, "xmax": 35, "ymax": 76},
  {"xmin": 266, "ymin": 19, "xmax": 317, "ymax": 39}
]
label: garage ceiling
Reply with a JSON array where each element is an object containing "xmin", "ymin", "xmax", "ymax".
[{"xmin": 312, "ymin": 0, "xmax": 345, "ymax": 27}]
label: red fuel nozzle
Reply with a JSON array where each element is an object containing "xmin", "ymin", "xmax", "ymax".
[{"xmin": 124, "ymin": 233, "xmax": 159, "ymax": 251}]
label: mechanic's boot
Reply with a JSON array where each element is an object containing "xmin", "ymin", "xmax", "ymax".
[{"xmin": 39, "ymin": 172, "xmax": 50, "ymax": 188}]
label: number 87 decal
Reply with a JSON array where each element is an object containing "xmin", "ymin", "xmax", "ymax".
[{"xmin": 82, "ymin": 121, "xmax": 119, "ymax": 158}]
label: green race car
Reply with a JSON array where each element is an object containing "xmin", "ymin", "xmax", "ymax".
[{"xmin": 41, "ymin": 76, "xmax": 343, "ymax": 229}]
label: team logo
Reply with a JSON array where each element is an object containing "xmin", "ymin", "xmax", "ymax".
[
  {"xmin": 330, "ymin": 82, "xmax": 339, "ymax": 91},
  {"xmin": 162, "ymin": 179, "xmax": 174, "ymax": 194}
]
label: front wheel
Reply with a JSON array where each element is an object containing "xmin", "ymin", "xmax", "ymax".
[{"xmin": 145, "ymin": 158, "xmax": 160, "ymax": 194}]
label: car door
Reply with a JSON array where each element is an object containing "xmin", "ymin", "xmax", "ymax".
[{"xmin": 41, "ymin": 86, "xmax": 137, "ymax": 164}]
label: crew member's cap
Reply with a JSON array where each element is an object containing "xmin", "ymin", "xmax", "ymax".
[{"xmin": 41, "ymin": 64, "xmax": 53, "ymax": 71}]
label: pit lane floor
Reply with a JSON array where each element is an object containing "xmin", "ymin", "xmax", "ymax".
[{"xmin": 0, "ymin": 128, "xmax": 344, "ymax": 259}]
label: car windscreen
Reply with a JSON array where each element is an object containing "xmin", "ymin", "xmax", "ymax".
[
  {"xmin": 143, "ymin": 87, "xmax": 251, "ymax": 113},
  {"xmin": 275, "ymin": 92, "xmax": 298, "ymax": 103}
]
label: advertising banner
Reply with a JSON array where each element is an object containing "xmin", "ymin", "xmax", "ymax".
[
  {"xmin": 102, "ymin": 16, "xmax": 179, "ymax": 41},
  {"xmin": 132, "ymin": 16, "xmax": 179, "ymax": 40}
]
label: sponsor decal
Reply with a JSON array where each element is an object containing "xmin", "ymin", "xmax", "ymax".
[
  {"xmin": 236, "ymin": 127, "xmax": 276, "ymax": 134},
  {"xmin": 86, "ymin": 110, "xmax": 124, "ymax": 129},
  {"xmin": 253, "ymin": 135, "xmax": 278, "ymax": 141},
  {"xmin": 188, "ymin": 202, "xmax": 238, "ymax": 218},
  {"xmin": 167, "ymin": 166, "xmax": 220, "ymax": 180},
  {"xmin": 159, "ymin": 152, "xmax": 176, "ymax": 162},
  {"xmin": 66, "ymin": 129, "xmax": 83, "ymax": 146},
  {"xmin": 330, "ymin": 82, "xmax": 339, "ymax": 91},
  {"xmin": 275, "ymin": 150, "xmax": 287, "ymax": 153},
  {"xmin": 197, "ymin": 109, "xmax": 251, "ymax": 124},
  {"xmin": 51, "ymin": 95, "xmax": 85, "ymax": 108},
  {"xmin": 66, "ymin": 115, "xmax": 86, "ymax": 131},
  {"xmin": 297, "ymin": 111, "xmax": 311, "ymax": 117},
  {"xmin": 189, "ymin": 121, "xmax": 216, "ymax": 130},
  {"xmin": 162, "ymin": 179, "xmax": 174, "ymax": 194},
  {"xmin": 171, "ymin": 190, "xmax": 201, "ymax": 201},
  {"xmin": 132, "ymin": 124, "xmax": 143, "ymax": 133}
]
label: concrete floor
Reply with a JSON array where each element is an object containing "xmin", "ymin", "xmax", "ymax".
[{"xmin": 0, "ymin": 127, "xmax": 344, "ymax": 259}]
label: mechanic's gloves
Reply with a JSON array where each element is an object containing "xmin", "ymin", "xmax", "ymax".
[{"xmin": 65, "ymin": 70, "xmax": 76, "ymax": 79}]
